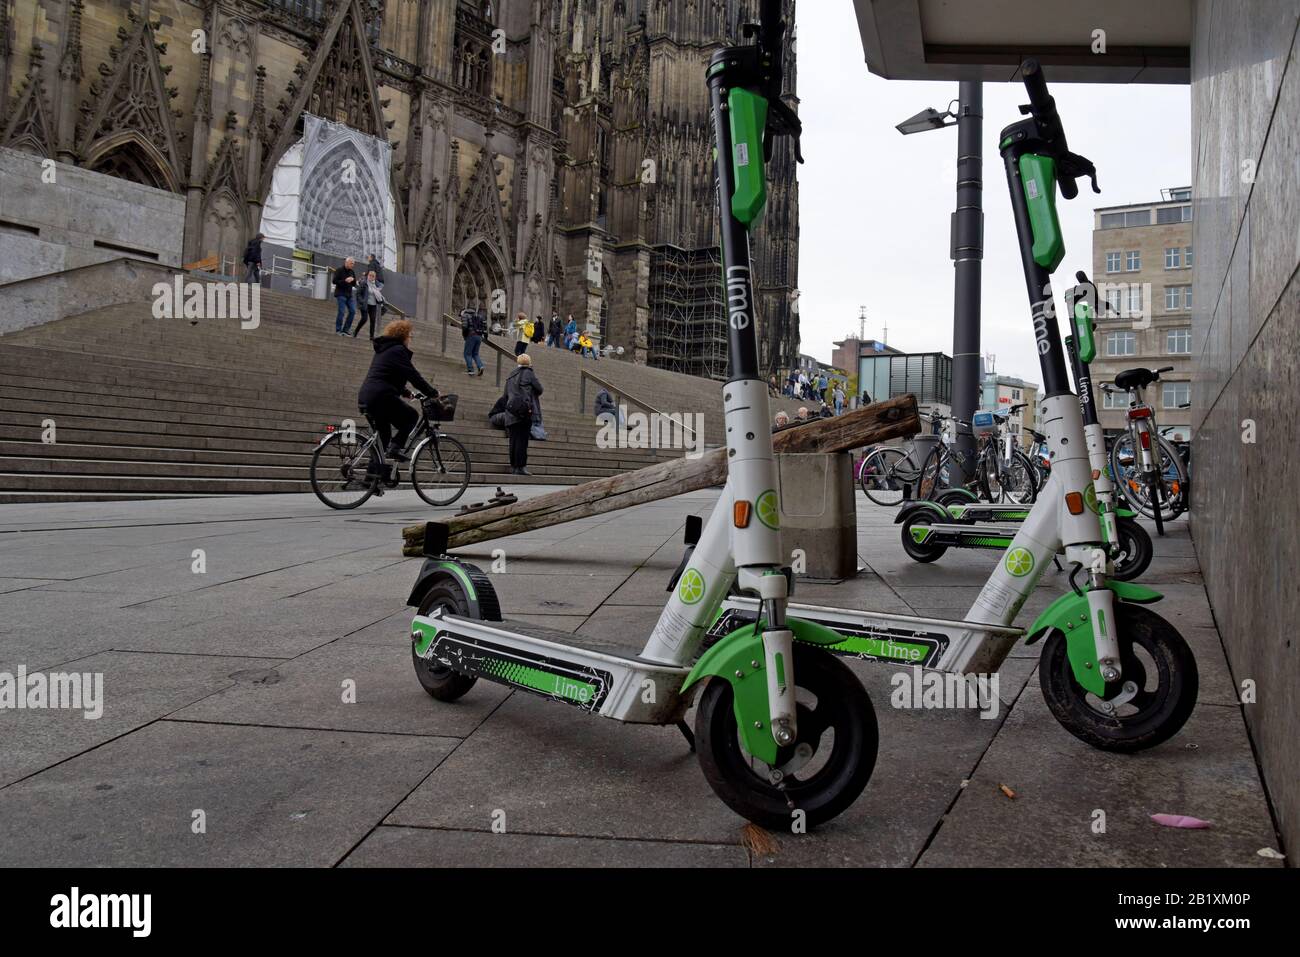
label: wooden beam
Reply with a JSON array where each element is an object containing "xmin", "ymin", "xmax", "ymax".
[{"xmin": 402, "ymin": 394, "xmax": 919, "ymax": 555}]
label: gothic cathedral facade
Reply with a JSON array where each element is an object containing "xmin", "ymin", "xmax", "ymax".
[{"xmin": 0, "ymin": 0, "xmax": 799, "ymax": 378}]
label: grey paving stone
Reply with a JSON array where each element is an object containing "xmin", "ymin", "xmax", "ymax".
[
  {"xmin": 170, "ymin": 640, "xmax": 510, "ymax": 736},
  {"xmin": 0, "ymin": 721, "xmax": 453, "ymax": 867},
  {"xmin": 340, "ymin": 825, "xmax": 748, "ymax": 868},
  {"xmin": 0, "ymin": 649, "xmax": 283, "ymax": 787},
  {"xmin": 916, "ymin": 694, "xmax": 1282, "ymax": 868}
]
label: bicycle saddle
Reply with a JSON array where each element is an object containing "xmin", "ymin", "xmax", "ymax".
[
  {"xmin": 1114, "ymin": 368, "xmax": 1158, "ymax": 391},
  {"xmin": 1029, "ymin": 429, "xmax": 1046, "ymax": 442}
]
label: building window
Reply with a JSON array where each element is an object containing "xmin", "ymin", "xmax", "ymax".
[
  {"xmin": 1104, "ymin": 286, "xmax": 1123, "ymax": 315},
  {"xmin": 1166, "ymin": 328, "xmax": 1191, "ymax": 354},
  {"xmin": 1101, "ymin": 209, "xmax": 1151, "ymax": 229},
  {"xmin": 1106, "ymin": 331, "xmax": 1136, "ymax": 357},
  {"xmin": 1156, "ymin": 205, "xmax": 1193, "ymax": 224},
  {"xmin": 1103, "ymin": 389, "xmax": 1126, "ymax": 409},
  {"xmin": 1164, "ymin": 246, "xmax": 1181, "ymax": 269},
  {"xmin": 1125, "ymin": 250, "xmax": 1141, "ymax": 272},
  {"xmin": 1012, "ymin": 389, "xmax": 1020, "ymax": 400},
  {"xmin": 1162, "ymin": 381, "xmax": 1191, "ymax": 409},
  {"xmin": 1127, "ymin": 285, "xmax": 1144, "ymax": 315},
  {"xmin": 1184, "ymin": 245, "xmax": 1193, "ymax": 267},
  {"xmin": 1105, "ymin": 252, "xmax": 1121, "ymax": 273}
]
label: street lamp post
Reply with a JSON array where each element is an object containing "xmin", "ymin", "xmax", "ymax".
[{"xmin": 897, "ymin": 82, "xmax": 984, "ymax": 487}]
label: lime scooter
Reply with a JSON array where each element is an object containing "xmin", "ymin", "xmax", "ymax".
[
  {"xmin": 716, "ymin": 60, "xmax": 1196, "ymax": 748},
  {"xmin": 895, "ymin": 292, "xmax": 1154, "ymax": 579},
  {"xmin": 408, "ymin": 4, "xmax": 883, "ymax": 830}
]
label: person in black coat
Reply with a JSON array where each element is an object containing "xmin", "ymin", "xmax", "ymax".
[
  {"xmin": 242, "ymin": 233, "xmax": 264, "ymax": 284},
  {"xmin": 502, "ymin": 353, "xmax": 543, "ymax": 475},
  {"xmin": 357, "ymin": 319, "xmax": 437, "ymax": 465},
  {"xmin": 547, "ymin": 314, "xmax": 563, "ymax": 348},
  {"xmin": 530, "ymin": 316, "xmax": 545, "ymax": 344},
  {"xmin": 366, "ymin": 254, "xmax": 384, "ymax": 284}
]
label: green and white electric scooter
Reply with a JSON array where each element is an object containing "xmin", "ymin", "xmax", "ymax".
[
  {"xmin": 894, "ymin": 283, "xmax": 1154, "ymax": 580},
  {"xmin": 409, "ymin": 4, "xmax": 879, "ymax": 830},
  {"xmin": 715, "ymin": 58, "xmax": 1196, "ymax": 747},
  {"xmin": 407, "ymin": 39, "xmax": 1198, "ymax": 830}
]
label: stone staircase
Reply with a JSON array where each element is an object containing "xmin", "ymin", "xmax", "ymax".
[{"xmin": 0, "ymin": 285, "xmax": 801, "ymax": 503}]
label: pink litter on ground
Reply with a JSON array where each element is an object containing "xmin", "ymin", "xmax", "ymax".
[{"xmin": 1151, "ymin": 814, "xmax": 1213, "ymax": 829}]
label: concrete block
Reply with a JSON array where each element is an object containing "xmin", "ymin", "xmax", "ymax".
[{"xmin": 777, "ymin": 452, "xmax": 857, "ymax": 581}]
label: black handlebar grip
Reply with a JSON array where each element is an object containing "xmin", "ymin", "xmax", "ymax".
[{"xmin": 1021, "ymin": 59, "xmax": 1051, "ymax": 112}]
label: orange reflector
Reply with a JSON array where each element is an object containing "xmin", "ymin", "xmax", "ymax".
[
  {"xmin": 733, "ymin": 500, "xmax": 752, "ymax": 528},
  {"xmin": 1091, "ymin": 469, "xmax": 1101, "ymax": 480},
  {"xmin": 1065, "ymin": 492, "xmax": 1085, "ymax": 515}
]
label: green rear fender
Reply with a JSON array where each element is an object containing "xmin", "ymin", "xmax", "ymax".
[
  {"xmin": 1027, "ymin": 581, "xmax": 1162, "ymax": 695},
  {"xmin": 681, "ymin": 616, "xmax": 842, "ymax": 765},
  {"xmin": 894, "ymin": 500, "xmax": 950, "ymax": 525}
]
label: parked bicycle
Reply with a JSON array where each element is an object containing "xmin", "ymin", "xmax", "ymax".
[
  {"xmin": 1103, "ymin": 368, "xmax": 1189, "ymax": 534},
  {"xmin": 310, "ymin": 392, "xmax": 471, "ymax": 509},
  {"xmin": 1028, "ymin": 427, "xmax": 1051, "ymax": 488}
]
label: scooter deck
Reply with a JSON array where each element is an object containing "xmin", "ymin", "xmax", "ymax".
[{"xmin": 412, "ymin": 611, "xmax": 691, "ymax": 724}]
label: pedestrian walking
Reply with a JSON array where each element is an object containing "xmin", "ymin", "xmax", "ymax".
[
  {"xmin": 833, "ymin": 383, "xmax": 845, "ymax": 415},
  {"xmin": 242, "ymin": 233, "xmax": 264, "ymax": 284},
  {"xmin": 461, "ymin": 306, "xmax": 485, "ymax": 376},
  {"xmin": 352, "ymin": 269, "xmax": 385, "ymax": 340},
  {"xmin": 333, "ymin": 258, "xmax": 357, "ymax": 335},
  {"xmin": 503, "ymin": 353, "xmax": 543, "ymax": 475},
  {"xmin": 531, "ymin": 316, "xmax": 545, "ymax": 345}
]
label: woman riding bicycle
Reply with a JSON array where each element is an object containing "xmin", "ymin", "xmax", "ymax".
[{"xmin": 358, "ymin": 319, "xmax": 438, "ymax": 465}]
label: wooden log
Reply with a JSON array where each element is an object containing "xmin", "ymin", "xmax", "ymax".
[{"xmin": 402, "ymin": 394, "xmax": 919, "ymax": 555}]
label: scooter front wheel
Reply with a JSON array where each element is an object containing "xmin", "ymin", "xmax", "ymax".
[
  {"xmin": 901, "ymin": 513, "xmax": 947, "ymax": 562},
  {"xmin": 412, "ymin": 580, "xmax": 479, "ymax": 701},
  {"xmin": 695, "ymin": 646, "xmax": 878, "ymax": 831},
  {"xmin": 1110, "ymin": 518, "xmax": 1152, "ymax": 582},
  {"xmin": 1039, "ymin": 603, "xmax": 1197, "ymax": 752}
]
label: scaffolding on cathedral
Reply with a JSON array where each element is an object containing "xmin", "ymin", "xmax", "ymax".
[{"xmin": 647, "ymin": 244, "xmax": 728, "ymax": 381}]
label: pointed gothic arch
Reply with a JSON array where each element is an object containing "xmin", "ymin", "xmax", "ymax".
[
  {"xmin": 452, "ymin": 241, "xmax": 508, "ymax": 317},
  {"xmin": 297, "ymin": 136, "xmax": 388, "ymax": 261},
  {"xmin": 1, "ymin": 46, "xmax": 56, "ymax": 158},
  {"xmin": 83, "ymin": 130, "xmax": 181, "ymax": 192}
]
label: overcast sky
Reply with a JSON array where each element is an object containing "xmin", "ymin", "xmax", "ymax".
[{"xmin": 793, "ymin": 3, "xmax": 1192, "ymax": 387}]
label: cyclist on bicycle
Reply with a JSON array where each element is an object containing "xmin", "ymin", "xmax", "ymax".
[{"xmin": 358, "ymin": 319, "xmax": 438, "ymax": 465}]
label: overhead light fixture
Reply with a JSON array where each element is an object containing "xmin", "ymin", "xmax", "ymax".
[{"xmin": 895, "ymin": 105, "xmax": 957, "ymax": 135}]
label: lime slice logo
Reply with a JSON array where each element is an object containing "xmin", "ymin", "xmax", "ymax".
[
  {"xmin": 1005, "ymin": 547, "xmax": 1034, "ymax": 578},
  {"xmin": 678, "ymin": 568, "xmax": 706, "ymax": 605},
  {"xmin": 756, "ymin": 489, "xmax": 780, "ymax": 529},
  {"xmin": 1084, "ymin": 483, "xmax": 1100, "ymax": 514}
]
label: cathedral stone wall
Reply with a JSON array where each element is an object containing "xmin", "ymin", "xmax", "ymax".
[{"xmin": 0, "ymin": 0, "xmax": 801, "ymax": 380}]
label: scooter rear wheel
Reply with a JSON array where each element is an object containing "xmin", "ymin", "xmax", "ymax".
[
  {"xmin": 412, "ymin": 580, "xmax": 479, "ymax": 701},
  {"xmin": 901, "ymin": 513, "xmax": 947, "ymax": 562},
  {"xmin": 1039, "ymin": 603, "xmax": 1197, "ymax": 752},
  {"xmin": 695, "ymin": 646, "xmax": 877, "ymax": 831}
]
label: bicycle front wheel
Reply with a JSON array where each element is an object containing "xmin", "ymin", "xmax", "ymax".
[
  {"xmin": 310, "ymin": 431, "xmax": 376, "ymax": 509},
  {"xmin": 412, "ymin": 435, "xmax": 471, "ymax": 506},
  {"xmin": 1003, "ymin": 449, "xmax": 1039, "ymax": 504}
]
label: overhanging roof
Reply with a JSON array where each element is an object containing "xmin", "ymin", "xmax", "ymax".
[{"xmin": 852, "ymin": 0, "xmax": 1191, "ymax": 84}]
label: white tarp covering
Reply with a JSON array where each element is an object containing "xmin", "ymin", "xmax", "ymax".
[{"xmin": 259, "ymin": 114, "xmax": 396, "ymax": 270}]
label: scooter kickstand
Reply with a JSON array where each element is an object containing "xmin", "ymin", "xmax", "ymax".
[{"xmin": 676, "ymin": 720, "xmax": 696, "ymax": 752}]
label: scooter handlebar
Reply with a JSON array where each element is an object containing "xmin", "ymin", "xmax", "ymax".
[{"xmin": 1018, "ymin": 58, "xmax": 1094, "ymax": 200}]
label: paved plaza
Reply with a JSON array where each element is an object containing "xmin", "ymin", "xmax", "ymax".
[{"xmin": 0, "ymin": 489, "xmax": 1282, "ymax": 867}]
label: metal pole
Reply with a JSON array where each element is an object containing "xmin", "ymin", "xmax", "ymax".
[{"xmin": 949, "ymin": 80, "xmax": 983, "ymax": 485}]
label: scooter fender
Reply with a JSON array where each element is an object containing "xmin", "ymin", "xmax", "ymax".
[
  {"xmin": 406, "ymin": 559, "xmax": 500, "ymax": 644},
  {"xmin": 894, "ymin": 500, "xmax": 951, "ymax": 525},
  {"xmin": 681, "ymin": 616, "xmax": 843, "ymax": 766},
  {"xmin": 1025, "ymin": 581, "xmax": 1162, "ymax": 696}
]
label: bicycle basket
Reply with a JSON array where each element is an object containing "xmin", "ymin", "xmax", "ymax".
[
  {"xmin": 972, "ymin": 410, "xmax": 997, "ymax": 435},
  {"xmin": 425, "ymin": 394, "xmax": 458, "ymax": 422}
]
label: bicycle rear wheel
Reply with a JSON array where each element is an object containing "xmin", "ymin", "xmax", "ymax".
[
  {"xmin": 859, "ymin": 446, "xmax": 914, "ymax": 506},
  {"xmin": 310, "ymin": 431, "xmax": 376, "ymax": 509},
  {"xmin": 412, "ymin": 435, "xmax": 471, "ymax": 506},
  {"xmin": 1003, "ymin": 449, "xmax": 1039, "ymax": 504}
]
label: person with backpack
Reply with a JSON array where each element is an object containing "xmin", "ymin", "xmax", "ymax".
[
  {"xmin": 502, "ymin": 353, "xmax": 543, "ymax": 475},
  {"xmin": 242, "ymin": 233, "xmax": 264, "ymax": 284},
  {"xmin": 461, "ymin": 307, "xmax": 485, "ymax": 376}
]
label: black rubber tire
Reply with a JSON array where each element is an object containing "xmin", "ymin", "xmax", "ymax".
[
  {"xmin": 412, "ymin": 435, "xmax": 472, "ymax": 507},
  {"xmin": 695, "ymin": 646, "xmax": 877, "ymax": 831},
  {"xmin": 1111, "ymin": 517, "xmax": 1152, "ymax": 582},
  {"xmin": 1039, "ymin": 603, "xmax": 1197, "ymax": 752},
  {"xmin": 1006, "ymin": 449, "xmax": 1039, "ymax": 504},
  {"xmin": 411, "ymin": 580, "xmax": 478, "ymax": 701},
  {"xmin": 901, "ymin": 513, "xmax": 946, "ymax": 562},
  {"xmin": 310, "ymin": 431, "xmax": 376, "ymax": 510},
  {"xmin": 935, "ymin": 488, "xmax": 974, "ymax": 509}
]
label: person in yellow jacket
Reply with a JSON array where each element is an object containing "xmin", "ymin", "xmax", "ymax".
[{"xmin": 578, "ymin": 333, "xmax": 599, "ymax": 360}]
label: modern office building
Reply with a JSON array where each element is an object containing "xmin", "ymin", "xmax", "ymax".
[
  {"xmin": 1090, "ymin": 187, "xmax": 1196, "ymax": 441},
  {"xmin": 858, "ymin": 349, "xmax": 952, "ymax": 415}
]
